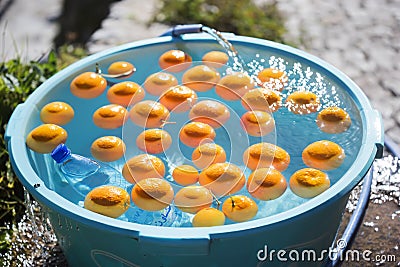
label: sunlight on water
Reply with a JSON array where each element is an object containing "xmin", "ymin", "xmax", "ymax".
[{"xmin": 23, "ymin": 30, "xmax": 364, "ymax": 228}]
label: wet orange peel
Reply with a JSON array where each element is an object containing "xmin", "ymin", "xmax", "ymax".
[
  {"xmin": 70, "ymin": 72, "xmax": 107, "ymax": 98},
  {"xmin": 241, "ymin": 88, "xmax": 282, "ymax": 112},
  {"xmin": 159, "ymin": 85, "xmax": 197, "ymax": 113},
  {"xmin": 129, "ymin": 100, "xmax": 170, "ymax": 128},
  {"xmin": 222, "ymin": 195, "xmax": 258, "ymax": 222},
  {"xmin": 316, "ymin": 106, "xmax": 352, "ymax": 133},
  {"xmin": 84, "ymin": 186, "xmax": 130, "ymax": 218},
  {"xmin": 131, "ymin": 178, "xmax": 174, "ymax": 211},
  {"xmin": 182, "ymin": 65, "xmax": 221, "ymax": 92},
  {"xmin": 192, "ymin": 143, "xmax": 226, "ymax": 169},
  {"xmin": 159, "ymin": 49, "xmax": 192, "ymax": 72},
  {"xmin": 136, "ymin": 129, "xmax": 172, "ymax": 154},
  {"xmin": 91, "ymin": 136, "xmax": 125, "ymax": 162},
  {"xmin": 286, "ymin": 91, "xmax": 320, "ymax": 114},
  {"xmin": 302, "ymin": 140, "xmax": 345, "ymax": 170},
  {"xmin": 26, "ymin": 124, "xmax": 68, "ymax": 153},
  {"xmin": 174, "ymin": 185, "xmax": 213, "ymax": 214},
  {"xmin": 257, "ymin": 68, "xmax": 288, "ymax": 91},
  {"xmin": 192, "ymin": 207, "xmax": 226, "ymax": 227},
  {"xmin": 172, "ymin": 165, "xmax": 199, "ymax": 186},
  {"xmin": 40, "ymin": 101, "xmax": 74, "ymax": 125},
  {"xmin": 107, "ymin": 81, "xmax": 145, "ymax": 107},
  {"xmin": 107, "ymin": 61, "xmax": 135, "ymax": 77},
  {"xmin": 92, "ymin": 104, "xmax": 127, "ymax": 129},
  {"xmin": 144, "ymin": 72, "xmax": 178, "ymax": 96},
  {"xmin": 289, "ymin": 168, "xmax": 330, "ymax": 198},
  {"xmin": 189, "ymin": 100, "xmax": 230, "ymax": 128},
  {"xmin": 202, "ymin": 51, "xmax": 229, "ymax": 68},
  {"xmin": 122, "ymin": 154, "xmax": 165, "ymax": 184},
  {"xmin": 215, "ymin": 72, "xmax": 254, "ymax": 100},
  {"xmin": 241, "ymin": 110, "xmax": 275, "ymax": 137},
  {"xmin": 179, "ymin": 122, "xmax": 216, "ymax": 147},
  {"xmin": 199, "ymin": 163, "xmax": 245, "ymax": 197},
  {"xmin": 243, "ymin": 142, "xmax": 290, "ymax": 171},
  {"xmin": 247, "ymin": 168, "xmax": 287, "ymax": 201}
]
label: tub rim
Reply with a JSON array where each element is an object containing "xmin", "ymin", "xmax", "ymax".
[{"xmin": 6, "ymin": 33, "xmax": 383, "ymax": 241}]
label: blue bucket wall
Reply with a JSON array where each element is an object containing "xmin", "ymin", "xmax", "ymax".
[
  {"xmin": 42, "ymin": 192, "xmax": 350, "ymax": 267},
  {"xmin": 6, "ymin": 32, "xmax": 383, "ymax": 267}
]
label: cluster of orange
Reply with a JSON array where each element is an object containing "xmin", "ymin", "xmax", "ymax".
[{"xmin": 25, "ymin": 48, "xmax": 352, "ymax": 227}]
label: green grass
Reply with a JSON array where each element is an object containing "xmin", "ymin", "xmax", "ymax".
[{"xmin": 151, "ymin": 0, "xmax": 287, "ymax": 43}]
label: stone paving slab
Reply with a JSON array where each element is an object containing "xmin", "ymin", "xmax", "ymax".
[
  {"xmin": 87, "ymin": 0, "xmax": 168, "ymax": 54},
  {"xmin": 0, "ymin": 0, "xmax": 62, "ymax": 61}
]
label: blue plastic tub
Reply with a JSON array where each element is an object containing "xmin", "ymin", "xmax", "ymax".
[{"xmin": 6, "ymin": 28, "xmax": 383, "ymax": 267}]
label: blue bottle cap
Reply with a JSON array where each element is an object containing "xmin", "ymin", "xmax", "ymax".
[{"xmin": 51, "ymin": 143, "xmax": 71, "ymax": 163}]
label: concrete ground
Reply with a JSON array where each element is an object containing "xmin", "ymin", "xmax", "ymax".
[{"xmin": 0, "ymin": 0, "xmax": 399, "ymax": 265}]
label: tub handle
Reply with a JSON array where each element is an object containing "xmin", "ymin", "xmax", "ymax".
[{"xmin": 159, "ymin": 24, "xmax": 204, "ymax": 37}]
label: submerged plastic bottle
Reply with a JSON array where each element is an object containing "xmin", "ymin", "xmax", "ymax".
[
  {"xmin": 50, "ymin": 143, "xmax": 188, "ymax": 226},
  {"xmin": 51, "ymin": 143, "xmax": 123, "ymax": 197}
]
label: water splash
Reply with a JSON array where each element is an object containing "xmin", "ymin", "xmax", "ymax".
[
  {"xmin": 346, "ymin": 154, "xmax": 400, "ymax": 214},
  {"xmin": 0, "ymin": 191, "xmax": 66, "ymax": 266},
  {"xmin": 201, "ymin": 26, "xmax": 248, "ymax": 72}
]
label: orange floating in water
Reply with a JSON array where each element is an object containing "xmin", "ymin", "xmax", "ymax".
[
  {"xmin": 241, "ymin": 88, "xmax": 282, "ymax": 112},
  {"xmin": 192, "ymin": 143, "xmax": 226, "ymax": 170},
  {"xmin": 159, "ymin": 85, "xmax": 197, "ymax": 113},
  {"xmin": 243, "ymin": 142, "xmax": 290, "ymax": 171},
  {"xmin": 302, "ymin": 140, "xmax": 345, "ymax": 170},
  {"xmin": 84, "ymin": 185, "xmax": 130, "ymax": 218},
  {"xmin": 182, "ymin": 65, "xmax": 221, "ymax": 92},
  {"xmin": 92, "ymin": 104, "xmax": 128, "ymax": 129},
  {"xmin": 129, "ymin": 100, "xmax": 170, "ymax": 128},
  {"xmin": 215, "ymin": 72, "xmax": 254, "ymax": 100},
  {"xmin": 188, "ymin": 100, "xmax": 230, "ymax": 129},
  {"xmin": 257, "ymin": 67, "xmax": 288, "ymax": 91},
  {"xmin": 202, "ymin": 51, "xmax": 229, "ymax": 68},
  {"xmin": 122, "ymin": 154, "xmax": 165, "ymax": 184},
  {"xmin": 158, "ymin": 49, "xmax": 192, "ymax": 72},
  {"xmin": 289, "ymin": 168, "xmax": 330, "ymax": 198},
  {"xmin": 286, "ymin": 91, "xmax": 320, "ymax": 114},
  {"xmin": 90, "ymin": 136, "xmax": 125, "ymax": 162},
  {"xmin": 131, "ymin": 178, "xmax": 174, "ymax": 211},
  {"xmin": 26, "ymin": 124, "xmax": 68, "ymax": 154},
  {"xmin": 40, "ymin": 101, "xmax": 74, "ymax": 125},
  {"xmin": 70, "ymin": 72, "xmax": 107, "ymax": 99},
  {"xmin": 136, "ymin": 129, "xmax": 172, "ymax": 154},
  {"xmin": 174, "ymin": 185, "xmax": 213, "ymax": 214},
  {"xmin": 192, "ymin": 207, "xmax": 226, "ymax": 227},
  {"xmin": 107, "ymin": 61, "xmax": 136, "ymax": 78},
  {"xmin": 316, "ymin": 106, "xmax": 352, "ymax": 134},
  {"xmin": 172, "ymin": 165, "xmax": 199, "ymax": 186},
  {"xmin": 143, "ymin": 72, "xmax": 179, "ymax": 96},
  {"xmin": 240, "ymin": 110, "xmax": 275, "ymax": 137},
  {"xmin": 107, "ymin": 81, "xmax": 145, "ymax": 107},
  {"xmin": 222, "ymin": 195, "xmax": 258, "ymax": 222},
  {"xmin": 179, "ymin": 122, "xmax": 216, "ymax": 148},
  {"xmin": 198, "ymin": 163, "xmax": 245, "ymax": 197},
  {"xmin": 247, "ymin": 168, "xmax": 287, "ymax": 201}
]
